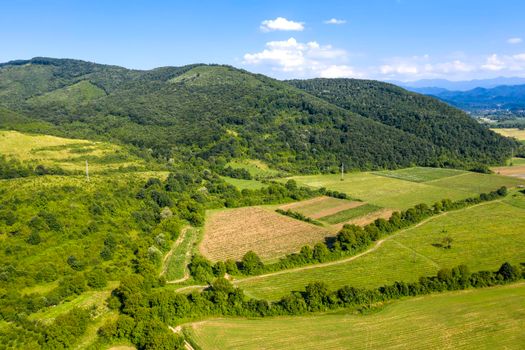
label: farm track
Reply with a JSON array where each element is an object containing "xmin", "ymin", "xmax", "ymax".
[
  {"xmin": 232, "ymin": 200, "xmax": 499, "ymax": 285},
  {"xmin": 173, "ymin": 200, "xmax": 500, "ymax": 292},
  {"xmin": 161, "ymin": 227, "xmax": 194, "ymax": 283}
]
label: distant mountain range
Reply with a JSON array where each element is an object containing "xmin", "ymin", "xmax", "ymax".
[
  {"xmin": 389, "ymin": 77, "xmax": 525, "ymax": 114},
  {"xmin": 393, "ymin": 77, "xmax": 525, "ymax": 92},
  {"xmin": 429, "ymin": 84, "xmax": 525, "ymax": 112}
]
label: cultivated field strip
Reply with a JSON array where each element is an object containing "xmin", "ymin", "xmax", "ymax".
[
  {"xmin": 235, "ymin": 199, "xmax": 525, "ymax": 300},
  {"xmin": 289, "ymin": 170, "xmax": 525, "ymax": 210},
  {"xmin": 200, "ymin": 207, "xmax": 331, "ymax": 262},
  {"xmin": 278, "ymin": 196, "xmax": 364, "ymax": 219}
]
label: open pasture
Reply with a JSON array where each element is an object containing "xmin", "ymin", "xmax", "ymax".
[
  {"xmin": 236, "ymin": 239, "xmax": 439, "ymax": 300},
  {"xmin": 374, "ymin": 166, "xmax": 464, "ymax": 182},
  {"xmin": 236, "ymin": 198, "xmax": 525, "ymax": 300},
  {"xmin": 0, "ymin": 130, "xmax": 145, "ymax": 172},
  {"xmin": 289, "ymin": 168, "xmax": 525, "ymax": 210},
  {"xmin": 278, "ymin": 196, "xmax": 364, "ymax": 219},
  {"xmin": 493, "ymin": 158, "xmax": 525, "ymax": 179},
  {"xmin": 187, "ymin": 283, "xmax": 525, "ymax": 350},
  {"xmin": 226, "ymin": 159, "xmax": 281, "ymax": 178},
  {"xmin": 200, "ymin": 207, "xmax": 331, "ymax": 262},
  {"xmin": 491, "ymin": 128, "xmax": 525, "ymax": 140},
  {"xmin": 220, "ymin": 176, "xmax": 265, "ymax": 190}
]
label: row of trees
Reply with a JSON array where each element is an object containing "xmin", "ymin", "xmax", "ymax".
[
  {"xmin": 98, "ymin": 261, "xmax": 523, "ymax": 350},
  {"xmin": 188, "ymin": 187, "xmax": 509, "ymax": 282}
]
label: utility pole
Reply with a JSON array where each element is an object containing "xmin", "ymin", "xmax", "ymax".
[
  {"xmin": 85, "ymin": 160, "xmax": 89, "ymax": 182},
  {"xmin": 340, "ymin": 162, "xmax": 344, "ymax": 181}
]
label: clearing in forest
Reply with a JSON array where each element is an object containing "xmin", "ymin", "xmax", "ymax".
[
  {"xmin": 200, "ymin": 207, "xmax": 331, "ymax": 262},
  {"xmin": 491, "ymin": 128, "xmax": 525, "ymax": 141},
  {"xmin": 0, "ymin": 130, "xmax": 146, "ymax": 172},
  {"xmin": 186, "ymin": 283, "xmax": 525, "ymax": 350}
]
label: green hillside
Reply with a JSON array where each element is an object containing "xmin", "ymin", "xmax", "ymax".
[
  {"xmin": 0, "ymin": 58, "xmax": 515, "ymax": 173},
  {"xmin": 288, "ymin": 78, "xmax": 517, "ymax": 166}
]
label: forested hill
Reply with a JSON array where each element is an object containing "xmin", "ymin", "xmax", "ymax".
[
  {"xmin": 0, "ymin": 58, "xmax": 515, "ymax": 172},
  {"xmin": 288, "ymin": 78, "xmax": 516, "ymax": 166}
]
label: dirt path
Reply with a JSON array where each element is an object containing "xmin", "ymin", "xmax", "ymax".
[
  {"xmin": 169, "ymin": 326, "xmax": 195, "ymax": 350},
  {"xmin": 160, "ymin": 227, "xmax": 194, "ymax": 283},
  {"xmin": 160, "ymin": 226, "xmax": 189, "ymax": 277},
  {"xmin": 232, "ymin": 200, "xmax": 498, "ymax": 284}
]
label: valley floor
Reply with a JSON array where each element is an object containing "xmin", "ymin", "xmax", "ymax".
[{"xmin": 186, "ymin": 282, "xmax": 525, "ymax": 350}]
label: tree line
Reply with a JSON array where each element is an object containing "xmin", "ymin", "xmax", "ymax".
[
  {"xmin": 188, "ymin": 186, "xmax": 509, "ymax": 282},
  {"xmin": 97, "ymin": 261, "xmax": 523, "ymax": 349}
]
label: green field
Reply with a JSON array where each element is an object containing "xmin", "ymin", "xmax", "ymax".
[
  {"xmin": 220, "ymin": 176, "xmax": 266, "ymax": 190},
  {"xmin": 289, "ymin": 169, "xmax": 525, "ymax": 209},
  {"xmin": 226, "ymin": 159, "xmax": 281, "ymax": 179},
  {"xmin": 0, "ymin": 130, "xmax": 147, "ymax": 173},
  {"xmin": 374, "ymin": 166, "xmax": 465, "ymax": 182},
  {"xmin": 236, "ymin": 196, "xmax": 525, "ymax": 300},
  {"xmin": 319, "ymin": 203, "xmax": 382, "ymax": 224},
  {"xmin": 491, "ymin": 128, "xmax": 525, "ymax": 141},
  {"xmin": 278, "ymin": 196, "xmax": 357, "ymax": 217},
  {"xmin": 188, "ymin": 283, "xmax": 525, "ymax": 350}
]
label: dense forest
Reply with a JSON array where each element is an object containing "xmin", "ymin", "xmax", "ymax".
[
  {"xmin": 288, "ymin": 78, "xmax": 517, "ymax": 166},
  {"xmin": 0, "ymin": 57, "xmax": 517, "ymax": 172}
]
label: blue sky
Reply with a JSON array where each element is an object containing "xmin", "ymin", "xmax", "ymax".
[{"xmin": 1, "ymin": 0, "xmax": 525, "ymax": 81}]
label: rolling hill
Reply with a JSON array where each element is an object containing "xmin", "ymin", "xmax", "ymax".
[
  {"xmin": 287, "ymin": 78, "xmax": 516, "ymax": 166},
  {"xmin": 0, "ymin": 57, "xmax": 516, "ymax": 173},
  {"xmin": 430, "ymin": 84, "xmax": 525, "ymax": 112}
]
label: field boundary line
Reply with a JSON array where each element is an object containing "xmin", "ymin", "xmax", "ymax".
[
  {"xmin": 390, "ymin": 239, "xmax": 440, "ymax": 268},
  {"xmin": 232, "ymin": 200, "xmax": 498, "ymax": 285},
  {"xmin": 424, "ymin": 171, "xmax": 471, "ymax": 183}
]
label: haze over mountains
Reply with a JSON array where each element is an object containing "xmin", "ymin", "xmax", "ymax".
[
  {"xmin": 0, "ymin": 57, "xmax": 516, "ymax": 172},
  {"xmin": 395, "ymin": 77, "xmax": 525, "ymax": 92}
]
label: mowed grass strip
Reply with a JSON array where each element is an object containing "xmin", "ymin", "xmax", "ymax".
[
  {"xmin": 236, "ymin": 198, "xmax": 525, "ymax": 300},
  {"xmin": 374, "ymin": 166, "xmax": 465, "ymax": 183},
  {"xmin": 278, "ymin": 196, "xmax": 364, "ymax": 219},
  {"xmin": 427, "ymin": 172, "xmax": 525, "ymax": 193},
  {"xmin": 220, "ymin": 176, "xmax": 265, "ymax": 190},
  {"xmin": 188, "ymin": 283, "xmax": 525, "ymax": 350},
  {"xmin": 165, "ymin": 228, "xmax": 200, "ymax": 281},
  {"xmin": 200, "ymin": 207, "xmax": 331, "ymax": 262},
  {"xmin": 289, "ymin": 169, "xmax": 525, "ymax": 210},
  {"xmin": 491, "ymin": 128, "xmax": 525, "ymax": 140},
  {"xmin": 236, "ymin": 239, "xmax": 438, "ymax": 300},
  {"xmin": 319, "ymin": 203, "xmax": 382, "ymax": 224}
]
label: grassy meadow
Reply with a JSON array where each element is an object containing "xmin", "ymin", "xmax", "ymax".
[
  {"xmin": 188, "ymin": 283, "xmax": 525, "ymax": 350},
  {"xmin": 288, "ymin": 168, "xmax": 525, "ymax": 210},
  {"xmin": 236, "ymin": 194, "xmax": 525, "ymax": 300},
  {"xmin": 491, "ymin": 128, "xmax": 525, "ymax": 141},
  {"xmin": 0, "ymin": 130, "xmax": 146, "ymax": 173}
]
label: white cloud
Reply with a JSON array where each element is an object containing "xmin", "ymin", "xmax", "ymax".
[
  {"xmin": 377, "ymin": 55, "xmax": 475, "ymax": 79},
  {"xmin": 481, "ymin": 54, "xmax": 505, "ymax": 71},
  {"xmin": 243, "ymin": 37, "xmax": 360, "ymax": 78},
  {"xmin": 324, "ymin": 18, "xmax": 346, "ymax": 25},
  {"xmin": 320, "ymin": 65, "xmax": 359, "ymax": 78},
  {"xmin": 260, "ymin": 17, "xmax": 304, "ymax": 32},
  {"xmin": 507, "ymin": 37, "xmax": 523, "ymax": 44}
]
